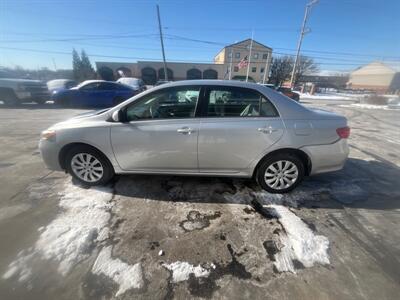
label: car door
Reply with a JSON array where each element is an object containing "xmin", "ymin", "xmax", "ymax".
[
  {"xmin": 110, "ymin": 86, "xmax": 202, "ymax": 172},
  {"xmin": 198, "ymin": 86, "xmax": 284, "ymax": 173},
  {"xmin": 78, "ymin": 82, "xmax": 107, "ymax": 106}
]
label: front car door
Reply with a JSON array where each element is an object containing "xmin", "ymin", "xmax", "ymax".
[
  {"xmin": 198, "ymin": 85, "xmax": 284, "ymax": 174},
  {"xmin": 110, "ymin": 86, "xmax": 202, "ymax": 172}
]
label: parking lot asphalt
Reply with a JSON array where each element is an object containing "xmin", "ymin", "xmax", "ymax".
[{"xmin": 0, "ymin": 100, "xmax": 399, "ymax": 300}]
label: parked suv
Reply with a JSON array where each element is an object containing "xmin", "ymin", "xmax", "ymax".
[
  {"xmin": 0, "ymin": 78, "xmax": 50, "ymax": 105},
  {"xmin": 39, "ymin": 80, "xmax": 349, "ymax": 193}
]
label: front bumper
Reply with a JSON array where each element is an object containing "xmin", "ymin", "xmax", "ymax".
[
  {"xmin": 301, "ymin": 138, "xmax": 349, "ymax": 175},
  {"xmin": 39, "ymin": 139, "xmax": 63, "ymax": 171}
]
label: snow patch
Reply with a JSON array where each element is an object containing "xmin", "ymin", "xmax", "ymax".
[
  {"xmin": 299, "ymin": 92, "xmax": 360, "ymax": 101},
  {"xmin": 162, "ymin": 261, "xmax": 210, "ymax": 283},
  {"xmin": 223, "ymin": 187, "xmax": 330, "ymax": 273},
  {"xmin": 92, "ymin": 246, "xmax": 144, "ymax": 296},
  {"xmin": 270, "ymin": 205, "xmax": 330, "ymax": 273},
  {"xmin": 3, "ymin": 180, "xmax": 114, "ymax": 281},
  {"xmin": 340, "ymin": 103, "xmax": 398, "ymax": 110}
]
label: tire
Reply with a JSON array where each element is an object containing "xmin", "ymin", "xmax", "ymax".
[
  {"xmin": 56, "ymin": 96, "xmax": 71, "ymax": 107},
  {"xmin": 1, "ymin": 89, "xmax": 20, "ymax": 106},
  {"xmin": 35, "ymin": 99, "xmax": 46, "ymax": 105},
  {"xmin": 65, "ymin": 145, "xmax": 114, "ymax": 186},
  {"xmin": 256, "ymin": 153, "xmax": 305, "ymax": 193}
]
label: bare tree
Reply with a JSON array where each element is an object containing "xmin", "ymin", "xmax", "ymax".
[
  {"xmin": 269, "ymin": 55, "xmax": 318, "ymax": 86},
  {"xmin": 294, "ymin": 55, "xmax": 319, "ymax": 84},
  {"xmin": 268, "ymin": 56, "xmax": 293, "ymax": 86}
]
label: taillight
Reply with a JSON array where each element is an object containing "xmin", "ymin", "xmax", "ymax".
[{"xmin": 336, "ymin": 126, "xmax": 350, "ymax": 139}]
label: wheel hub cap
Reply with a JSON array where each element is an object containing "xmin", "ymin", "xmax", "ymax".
[
  {"xmin": 71, "ymin": 153, "xmax": 103, "ymax": 183},
  {"xmin": 264, "ymin": 160, "xmax": 298, "ymax": 190}
]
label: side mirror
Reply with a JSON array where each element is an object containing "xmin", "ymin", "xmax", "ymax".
[{"xmin": 111, "ymin": 110, "xmax": 121, "ymax": 122}]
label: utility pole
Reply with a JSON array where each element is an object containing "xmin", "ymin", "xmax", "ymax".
[
  {"xmin": 245, "ymin": 31, "xmax": 254, "ymax": 82},
  {"xmin": 262, "ymin": 52, "xmax": 270, "ymax": 84},
  {"xmin": 156, "ymin": 4, "xmax": 168, "ymax": 81},
  {"xmin": 289, "ymin": 0, "xmax": 318, "ymax": 87},
  {"xmin": 52, "ymin": 58, "xmax": 57, "ymax": 71}
]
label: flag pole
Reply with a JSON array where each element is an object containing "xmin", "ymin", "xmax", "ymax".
[
  {"xmin": 228, "ymin": 48, "xmax": 233, "ymax": 80},
  {"xmin": 262, "ymin": 52, "xmax": 270, "ymax": 84},
  {"xmin": 245, "ymin": 31, "xmax": 254, "ymax": 82}
]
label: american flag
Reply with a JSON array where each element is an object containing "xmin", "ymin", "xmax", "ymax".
[{"xmin": 237, "ymin": 55, "xmax": 248, "ymax": 69}]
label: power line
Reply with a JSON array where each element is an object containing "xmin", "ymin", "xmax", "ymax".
[{"xmin": 0, "ymin": 46, "xmax": 385, "ymax": 67}]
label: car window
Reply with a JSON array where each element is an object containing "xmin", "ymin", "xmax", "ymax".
[
  {"xmin": 125, "ymin": 86, "xmax": 200, "ymax": 121},
  {"xmin": 98, "ymin": 82, "xmax": 117, "ymax": 90},
  {"xmin": 80, "ymin": 82, "xmax": 101, "ymax": 90},
  {"xmin": 206, "ymin": 87, "xmax": 278, "ymax": 117}
]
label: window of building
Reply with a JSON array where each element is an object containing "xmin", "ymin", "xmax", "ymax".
[
  {"xmin": 228, "ymin": 52, "xmax": 232, "ymax": 58},
  {"xmin": 260, "ymin": 67, "xmax": 265, "ymax": 73},
  {"xmin": 262, "ymin": 53, "xmax": 269, "ymax": 59},
  {"xmin": 234, "ymin": 66, "xmax": 239, "ymax": 72},
  {"xmin": 235, "ymin": 52, "xmax": 240, "ymax": 58},
  {"xmin": 253, "ymin": 53, "xmax": 259, "ymax": 59},
  {"xmin": 206, "ymin": 86, "xmax": 278, "ymax": 118},
  {"xmin": 252, "ymin": 67, "xmax": 257, "ymax": 73}
]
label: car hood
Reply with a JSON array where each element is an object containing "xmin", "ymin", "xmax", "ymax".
[{"xmin": 49, "ymin": 109, "xmax": 109, "ymax": 129}]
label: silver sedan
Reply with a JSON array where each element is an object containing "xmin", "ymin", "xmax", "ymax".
[{"xmin": 39, "ymin": 80, "xmax": 350, "ymax": 193}]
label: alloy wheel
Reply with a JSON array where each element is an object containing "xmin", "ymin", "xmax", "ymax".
[
  {"xmin": 71, "ymin": 153, "xmax": 104, "ymax": 183},
  {"xmin": 264, "ymin": 160, "xmax": 299, "ymax": 190}
]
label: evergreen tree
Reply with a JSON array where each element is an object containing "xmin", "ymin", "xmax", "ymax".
[
  {"xmin": 80, "ymin": 50, "xmax": 95, "ymax": 80},
  {"xmin": 72, "ymin": 48, "xmax": 82, "ymax": 82}
]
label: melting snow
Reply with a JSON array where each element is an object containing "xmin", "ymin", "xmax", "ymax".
[
  {"xmin": 340, "ymin": 103, "xmax": 396, "ymax": 110},
  {"xmin": 162, "ymin": 261, "xmax": 210, "ymax": 283},
  {"xmin": 271, "ymin": 205, "xmax": 330, "ymax": 273},
  {"xmin": 92, "ymin": 246, "xmax": 144, "ymax": 296},
  {"xmin": 224, "ymin": 187, "xmax": 331, "ymax": 273},
  {"xmin": 3, "ymin": 180, "xmax": 114, "ymax": 280}
]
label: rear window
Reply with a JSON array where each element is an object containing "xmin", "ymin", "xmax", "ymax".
[{"xmin": 206, "ymin": 86, "xmax": 278, "ymax": 118}]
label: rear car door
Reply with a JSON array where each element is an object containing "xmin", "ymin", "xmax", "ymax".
[
  {"xmin": 198, "ymin": 86, "xmax": 284, "ymax": 173},
  {"xmin": 110, "ymin": 86, "xmax": 202, "ymax": 172}
]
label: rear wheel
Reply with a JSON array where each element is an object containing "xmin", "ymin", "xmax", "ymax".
[
  {"xmin": 1, "ymin": 90, "xmax": 19, "ymax": 106},
  {"xmin": 256, "ymin": 154, "xmax": 305, "ymax": 193},
  {"xmin": 65, "ymin": 145, "xmax": 114, "ymax": 186}
]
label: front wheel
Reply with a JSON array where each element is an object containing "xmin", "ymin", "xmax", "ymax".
[
  {"xmin": 256, "ymin": 154, "xmax": 305, "ymax": 193},
  {"xmin": 65, "ymin": 145, "xmax": 114, "ymax": 186}
]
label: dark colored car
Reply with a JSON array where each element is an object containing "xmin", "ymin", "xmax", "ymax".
[
  {"xmin": 52, "ymin": 80, "xmax": 136, "ymax": 107},
  {"xmin": 276, "ymin": 87, "xmax": 300, "ymax": 101}
]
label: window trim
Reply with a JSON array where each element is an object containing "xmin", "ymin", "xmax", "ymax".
[
  {"xmin": 199, "ymin": 85, "xmax": 279, "ymax": 118},
  {"xmin": 121, "ymin": 85, "xmax": 205, "ymax": 122}
]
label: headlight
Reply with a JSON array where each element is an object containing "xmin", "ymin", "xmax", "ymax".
[{"xmin": 41, "ymin": 130, "xmax": 56, "ymax": 140}]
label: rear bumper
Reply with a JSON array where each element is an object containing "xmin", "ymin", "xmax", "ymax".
[
  {"xmin": 39, "ymin": 139, "xmax": 63, "ymax": 171},
  {"xmin": 301, "ymin": 138, "xmax": 349, "ymax": 175}
]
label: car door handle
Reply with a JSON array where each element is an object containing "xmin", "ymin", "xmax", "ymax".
[
  {"xmin": 177, "ymin": 127, "xmax": 195, "ymax": 134},
  {"xmin": 258, "ymin": 127, "xmax": 278, "ymax": 134}
]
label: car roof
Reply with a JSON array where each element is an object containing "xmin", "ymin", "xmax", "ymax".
[
  {"xmin": 111, "ymin": 79, "xmax": 310, "ymax": 119},
  {"xmin": 79, "ymin": 80, "xmax": 106, "ymax": 85},
  {"xmin": 160, "ymin": 79, "xmax": 262, "ymax": 89}
]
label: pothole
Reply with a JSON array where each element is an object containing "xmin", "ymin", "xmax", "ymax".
[{"xmin": 179, "ymin": 210, "xmax": 222, "ymax": 232}]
